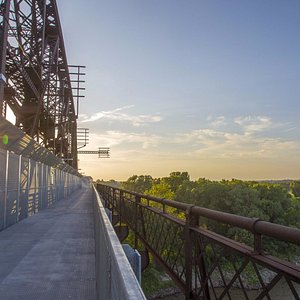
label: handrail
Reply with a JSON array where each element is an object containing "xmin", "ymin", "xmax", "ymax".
[{"xmin": 99, "ymin": 184, "xmax": 300, "ymax": 246}]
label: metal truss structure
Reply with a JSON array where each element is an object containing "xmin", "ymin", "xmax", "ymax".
[
  {"xmin": 0, "ymin": 0, "xmax": 80, "ymax": 169},
  {"xmin": 78, "ymin": 147, "xmax": 110, "ymax": 158},
  {"xmin": 97, "ymin": 183, "xmax": 300, "ymax": 300}
]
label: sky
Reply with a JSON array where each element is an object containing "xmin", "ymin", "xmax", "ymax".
[{"xmin": 57, "ymin": 0, "xmax": 300, "ymax": 181}]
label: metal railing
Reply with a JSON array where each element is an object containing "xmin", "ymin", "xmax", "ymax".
[
  {"xmin": 97, "ymin": 183, "xmax": 300, "ymax": 300},
  {"xmin": 0, "ymin": 117, "xmax": 82, "ymax": 230},
  {"xmin": 92, "ymin": 185, "xmax": 146, "ymax": 300},
  {"xmin": 0, "ymin": 116, "xmax": 80, "ymax": 175},
  {"xmin": 0, "ymin": 148, "xmax": 81, "ymax": 230}
]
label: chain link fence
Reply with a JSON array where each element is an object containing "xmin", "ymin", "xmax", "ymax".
[
  {"xmin": 0, "ymin": 116, "xmax": 80, "ymax": 175},
  {"xmin": 0, "ymin": 117, "xmax": 81, "ymax": 230},
  {"xmin": 0, "ymin": 148, "xmax": 81, "ymax": 230}
]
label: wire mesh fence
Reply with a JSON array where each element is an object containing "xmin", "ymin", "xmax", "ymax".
[
  {"xmin": 0, "ymin": 148, "xmax": 81, "ymax": 231},
  {"xmin": 0, "ymin": 149, "xmax": 81, "ymax": 230},
  {"xmin": 0, "ymin": 116, "xmax": 80, "ymax": 175},
  {"xmin": 0, "ymin": 117, "xmax": 81, "ymax": 231}
]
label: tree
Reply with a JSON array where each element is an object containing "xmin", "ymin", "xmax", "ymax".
[
  {"xmin": 145, "ymin": 182, "xmax": 174, "ymax": 200},
  {"xmin": 290, "ymin": 181, "xmax": 300, "ymax": 197},
  {"xmin": 121, "ymin": 175, "xmax": 153, "ymax": 193},
  {"xmin": 164, "ymin": 172, "xmax": 190, "ymax": 193}
]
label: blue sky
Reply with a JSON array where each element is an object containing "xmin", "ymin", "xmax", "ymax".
[{"xmin": 58, "ymin": 0, "xmax": 300, "ymax": 180}]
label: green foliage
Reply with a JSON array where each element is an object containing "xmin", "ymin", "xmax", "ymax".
[
  {"xmin": 145, "ymin": 181, "xmax": 175, "ymax": 200},
  {"xmin": 290, "ymin": 181, "xmax": 300, "ymax": 197},
  {"xmin": 141, "ymin": 263, "xmax": 176, "ymax": 295},
  {"xmin": 122, "ymin": 172, "xmax": 300, "ymax": 259},
  {"xmin": 163, "ymin": 171, "xmax": 190, "ymax": 193},
  {"xmin": 121, "ymin": 175, "xmax": 153, "ymax": 193}
]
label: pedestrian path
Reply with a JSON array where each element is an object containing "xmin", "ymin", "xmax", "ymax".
[{"xmin": 0, "ymin": 188, "xmax": 96, "ymax": 299}]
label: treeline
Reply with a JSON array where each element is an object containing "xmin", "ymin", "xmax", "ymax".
[{"xmin": 121, "ymin": 172, "xmax": 300, "ymax": 258}]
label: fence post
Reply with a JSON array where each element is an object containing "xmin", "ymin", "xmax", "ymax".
[
  {"xmin": 135, "ymin": 195, "xmax": 141, "ymax": 249},
  {"xmin": 105, "ymin": 186, "xmax": 109, "ymax": 208},
  {"xmin": 26, "ymin": 159, "xmax": 31, "ymax": 217},
  {"xmin": 3, "ymin": 150, "xmax": 9, "ymax": 228},
  {"xmin": 16, "ymin": 154, "xmax": 21, "ymax": 222},
  {"xmin": 185, "ymin": 205, "xmax": 210, "ymax": 300},
  {"xmin": 254, "ymin": 233, "xmax": 262, "ymax": 254},
  {"xmin": 40, "ymin": 163, "xmax": 44, "ymax": 209},
  {"xmin": 119, "ymin": 190, "xmax": 123, "ymax": 224},
  {"xmin": 111, "ymin": 188, "xmax": 115, "ymax": 216}
]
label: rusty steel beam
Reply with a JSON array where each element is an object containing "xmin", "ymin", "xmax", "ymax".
[
  {"xmin": 0, "ymin": 0, "xmax": 79, "ymax": 169},
  {"xmin": 104, "ymin": 185, "xmax": 300, "ymax": 246},
  {"xmin": 0, "ymin": 0, "xmax": 11, "ymax": 116}
]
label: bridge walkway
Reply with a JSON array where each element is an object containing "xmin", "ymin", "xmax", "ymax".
[{"xmin": 0, "ymin": 188, "xmax": 96, "ymax": 299}]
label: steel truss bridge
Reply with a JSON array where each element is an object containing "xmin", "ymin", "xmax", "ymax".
[
  {"xmin": 0, "ymin": 1, "xmax": 300, "ymax": 299},
  {"xmin": 0, "ymin": 0, "xmax": 80, "ymax": 169}
]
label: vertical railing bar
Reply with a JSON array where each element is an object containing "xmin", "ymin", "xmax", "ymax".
[
  {"xmin": 41, "ymin": 162, "xmax": 44, "ymax": 210},
  {"xmin": 16, "ymin": 154, "xmax": 21, "ymax": 222},
  {"xmin": 26, "ymin": 159, "xmax": 31, "ymax": 217},
  {"xmin": 34, "ymin": 161, "xmax": 37, "ymax": 213},
  {"xmin": 119, "ymin": 190, "xmax": 123, "ymax": 226},
  {"xmin": 135, "ymin": 195, "xmax": 141, "ymax": 249},
  {"xmin": 3, "ymin": 150, "xmax": 9, "ymax": 229}
]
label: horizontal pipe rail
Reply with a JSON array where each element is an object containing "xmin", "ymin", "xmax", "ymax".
[{"xmin": 101, "ymin": 185, "xmax": 300, "ymax": 246}]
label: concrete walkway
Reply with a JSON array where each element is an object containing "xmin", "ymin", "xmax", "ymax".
[{"xmin": 0, "ymin": 188, "xmax": 96, "ymax": 299}]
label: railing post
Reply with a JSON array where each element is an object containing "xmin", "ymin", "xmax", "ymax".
[
  {"xmin": 185, "ymin": 206, "xmax": 210, "ymax": 300},
  {"xmin": 111, "ymin": 188, "xmax": 115, "ymax": 216},
  {"xmin": 254, "ymin": 233, "xmax": 262, "ymax": 254},
  {"xmin": 105, "ymin": 186, "xmax": 109, "ymax": 208},
  {"xmin": 3, "ymin": 150, "xmax": 9, "ymax": 229},
  {"xmin": 16, "ymin": 154, "xmax": 22, "ymax": 222},
  {"xmin": 119, "ymin": 190, "xmax": 123, "ymax": 223},
  {"xmin": 26, "ymin": 159, "xmax": 31, "ymax": 217},
  {"xmin": 184, "ymin": 205, "xmax": 195, "ymax": 299},
  {"xmin": 39, "ymin": 163, "xmax": 43, "ymax": 210},
  {"xmin": 252, "ymin": 218, "xmax": 263, "ymax": 254},
  {"xmin": 135, "ymin": 195, "xmax": 141, "ymax": 249},
  {"xmin": 162, "ymin": 198, "xmax": 166, "ymax": 214}
]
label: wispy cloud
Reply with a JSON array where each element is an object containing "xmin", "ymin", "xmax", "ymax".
[
  {"xmin": 175, "ymin": 115, "xmax": 299, "ymax": 159},
  {"xmin": 207, "ymin": 116, "xmax": 227, "ymax": 128},
  {"xmin": 88, "ymin": 131, "xmax": 162, "ymax": 149},
  {"xmin": 79, "ymin": 105, "xmax": 162, "ymax": 126},
  {"xmin": 234, "ymin": 116, "xmax": 272, "ymax": 134}
]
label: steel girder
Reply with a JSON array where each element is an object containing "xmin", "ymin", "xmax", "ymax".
[{"xmin": 0, "ymin": 0, "xmax": 78, "ymax": 169}]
